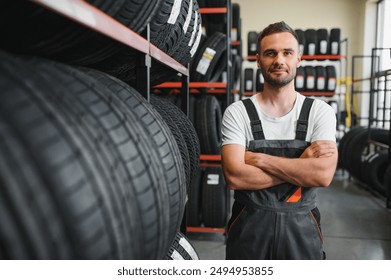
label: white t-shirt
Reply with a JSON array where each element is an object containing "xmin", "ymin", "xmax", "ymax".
[{"xmin": 221, "ymin": 92, "xmax": 336, "ymax": 148}]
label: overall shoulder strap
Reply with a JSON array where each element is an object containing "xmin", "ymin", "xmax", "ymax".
[
  {"xmin": 242, "ymin": 98, "xmax": 265, "ymax": 140},
  {"xmin": 296, "ymin": 97, "xmax": 315, "ymax": 141}
]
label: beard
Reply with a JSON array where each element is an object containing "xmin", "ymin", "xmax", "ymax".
[{"xmin": 262, "ymin": 66, "xmax": 296, "ymax": 88}]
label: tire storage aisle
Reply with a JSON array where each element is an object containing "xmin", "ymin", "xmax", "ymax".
[{"xmin": 0, "ymin": 0, "xmax": 201, "ymax": 259}]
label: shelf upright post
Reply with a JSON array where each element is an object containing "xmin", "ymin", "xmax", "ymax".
[
  {"xmin": 226, "ymin": 0, "xmax": 232, "ymax": 108},
  {"xmin": 136, "ymin": 23, "xmax": 151, "ymax": 101},
  {"xmin": 181, "ymin": 63, "xmax": 190, "ymax": 117}
]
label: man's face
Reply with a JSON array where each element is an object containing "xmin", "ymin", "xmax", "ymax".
[{"xmin": 257, "ymin": 32, "xmax": 301, "ymax": 88}]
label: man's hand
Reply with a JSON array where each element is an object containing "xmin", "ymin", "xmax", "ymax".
[{"xmin": 300, "ymin": 140, "xmax": 337, "ymax": 159}]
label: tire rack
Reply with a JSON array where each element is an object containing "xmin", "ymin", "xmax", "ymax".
[
  {"xmin": 156, "ymin": 2, "xmax": 234, "ymax": 236},
  {"xmin": 32, "ymin": 0, "xmax": 190, "ymax": 114},
  {"xmin": 350, "ymin": 48, "xmax": 391, "ymax": 208}
]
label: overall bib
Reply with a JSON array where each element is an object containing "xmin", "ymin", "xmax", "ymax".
[{"xmin": 226, "ymin": 98, "xmax": 324, "ymax": 260}]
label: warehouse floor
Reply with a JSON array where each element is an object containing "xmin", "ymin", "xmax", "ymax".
[{"xmin": 187, "ymin": 169, "xmax": 391, "ymax": 260}]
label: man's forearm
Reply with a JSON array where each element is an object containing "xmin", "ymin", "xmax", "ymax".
[{"xmin": 245, "ymin": 152, "xmax": 337, "ymax": 187}]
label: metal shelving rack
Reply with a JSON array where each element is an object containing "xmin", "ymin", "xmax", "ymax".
[
  {"xmin": 183, "ymin": 1, "xmax": 233, "ymax": 236},
  {"xmin": 32, "ymin": 0, "xmax": 190, "ymax": 112}
]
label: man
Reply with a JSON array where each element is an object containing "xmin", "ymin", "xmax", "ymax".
[{"xmin": 221, "ymin": 21, "xmax": 338, "ymax": 260}]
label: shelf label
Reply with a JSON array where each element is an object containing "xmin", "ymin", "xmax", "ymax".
[
  {"xmin": 308, "ymin": 43, "xmax": 316, "ymax": 55},
  {"xmin": 299, "ymin": 44, "xmax": 304, "ymax": 55},
  {"xmin": 196, "ymin": 47, "xmax": 216, "ymax": 75},
  {"xmin": 296, "ymin": 75, "xmax": 304, "ymax": 88},
  {"xmin": 168, "ymin": 0, "xmax": 183, "ymax": 24},
  {"xmin": 306, "ymin": 75, "xmax": 315, "ymax": 89},
  {"xmin": 328, "ymin": 78, "xmax": 337, "ymax": 91},
  {"xmin": 250, "ymin": 43, "xmax": 257, "ymax": 52},
  {"xmin": 258, "ymin": 72, "xmax": 264, "ymax": 84},
  {"xmin": 317, "ymin": 77, "xmax": 325, "ymax": 90},
  {"xmin": 331, "ymin": 42, "xmax": 339, "ymax": 55},
  {"xmin": 231, "ymin": 28, "xmax": 238, "ymax": 41},
  {"xmin": 320, "ymin": 40, "xmax": 327, "ymax": 54},
  {"xmin": 207, "ymin": 174, "xmax": 220, "ymax": 185},
  {"xmin": 246, "ymin": 80, "xmax": 253, "ymax": 91}
]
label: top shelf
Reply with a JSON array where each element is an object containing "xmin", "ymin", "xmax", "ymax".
[{"xmin": 32, "ymin": 0, "xmax": 188, "ymax": 76}]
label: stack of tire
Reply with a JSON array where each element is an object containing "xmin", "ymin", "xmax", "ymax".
[
  {"xmin": 0, "ymin": 0, "xmax": 203, "ymax": 87},
  {"xmin": 187, "ymin": 167, "xmax": 230, "ymax": 228},
  {"xmin": 0, "ymin": 0, "xmax": 202, "ymax": 259},
  {"xmin": 338, "ymin": 126, "xmax": 390, "ymax": 206},
  {"xmin": 295, "ymin": 28, "xmax": 341, "ymax": 57},
  {"xmin": 295, "ymin": 65, "xmax": 337, "ymax": 93}
]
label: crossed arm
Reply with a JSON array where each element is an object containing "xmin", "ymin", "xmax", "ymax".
[{"xmin": 222, "ymin": 140, "xmax": 338, "ymax": 190}]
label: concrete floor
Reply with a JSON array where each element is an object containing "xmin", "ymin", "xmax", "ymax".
[{"xmin": 187, "ymin": 170, "xmax": 391, "ymax": 260}]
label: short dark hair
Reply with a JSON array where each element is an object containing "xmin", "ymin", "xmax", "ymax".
[{"xmin": 257, "ymin": 21, "xmax": 299, "ymax": 53}]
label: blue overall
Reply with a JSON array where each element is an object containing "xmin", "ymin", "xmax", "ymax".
[{"xmin": 225, "ymin": 98, "xmax": 325, "ymax": 260}]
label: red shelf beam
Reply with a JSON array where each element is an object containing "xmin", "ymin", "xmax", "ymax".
[
  {"xmin": 200, "ymin": 154, "xmax": 221, "ymax": 161},
  {"xmin": 155, "ymin": 82, "xmax": 227, "ymax": 88},
  {"xmin": 200, "ymin": 8, "xmax": 227, "ymax": 14},
  {"xmin": 186, "ymin": 227, "xmax": 225, "ymax": 233}
]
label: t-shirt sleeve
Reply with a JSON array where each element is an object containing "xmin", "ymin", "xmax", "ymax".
[
  {"xmin": 221, "ymin": 102, "xmax": 247, "ymax": 147},
  {"xmin": 310, "ymin": 100, "xmax": 337, "ymax": 142}
]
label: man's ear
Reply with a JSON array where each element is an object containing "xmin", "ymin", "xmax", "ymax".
[
  {"xmin": 256, "ymin": 53, "xmax": 261, "ymax": 68},
  {"xmin": 297, "ymin": 53, "xmax": 302, "ymax": 68}
]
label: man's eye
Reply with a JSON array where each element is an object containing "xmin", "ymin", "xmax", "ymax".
[
  {"xmin": 284, "ymin": 51, "xmax": 293, "ymax": 56},
  {"xmin": 265, "ymin": 51, "xmax": 275, "ymax": 56}
]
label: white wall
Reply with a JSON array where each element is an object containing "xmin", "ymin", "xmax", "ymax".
[{"xmin": 234, "ymin": 0, "xmax": 367, "ymax": 64}]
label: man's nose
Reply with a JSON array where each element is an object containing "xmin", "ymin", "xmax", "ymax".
[{"xmin": 273, "ymin": 52, "xmax": 284, "ymax": 65}]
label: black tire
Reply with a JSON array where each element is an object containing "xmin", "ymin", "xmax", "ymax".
[
  {"xmin": 304, "ymin": 66, "xmax": 316, "ymax": 91},
  {"xmin": 247, "ymin": 31, "xmax": 258, "ymax": 59},
  {"xmin": 326, "ymin": 66, "xmax": 337, "ymax": 92},
  {"xmin": 164, "ymin": 231, "xmax": 199, "ymax": 260},
  {"xmin": 79, "ymin": 68, "xmax": 187, "ymax": 238},
  {"xmin": 329, "ymin": 28, "xmax": 341, "ymax": 57},
  {"xmin": 244, "ymin": 68, "xmax": 254, "ymax": 92},
  {"xmin": 150, "ymin": 95, "xmax": 201, "ymax": 189},
  {"xmin": 194, "ymin": 95, "xmax": 222, "ymax": 155},
  {"xmin": 316, "ymin": 29, "xmax": 329, "ymax": 56},
  {"xmin": 304, "ymin": 29, "xmax": 317, "ymax": 57},
  {"xmin": 0, "ymin": 51, "xmax": 169, "ymax": 259},
  {"xmin": 295, "ymin": 29, "xmax": 306, "ymax": 55},
  {"xmin": 255, "ymin": 68, "xmax": 265, "ymax": 92},
  {"xmin": 167, "ymin": 94, "xmax": 201, "ymax": 185},
  {"xmin": 0, "ymin": 0, "xmax": 160, "ymax": 65},
  {"xmin": 295, "ymin": 66, "xmax": 305, "ymax": 92},
  {"xmin": 337, "ymin": 126, "xmax": 365, "ymax": 170},
  {"xmin": 191, "ymin": 32, "xmax": 227, "ymax": 82},
  {"xmin": 345, "ymin": 128, "xmax": 388, "ymax": 180},
  {"xmin": 201, "ymin": 166, "xmax": 228, "ymax": 228},
  {"xmin": 383, "ymin": 164, "xmax": 391, "ymax": 206},
  {"xmin": 315, "ymin": 66, "xmax": 327, "ymax": 91},
  {"xmin": 365, "ymin": 149, "xmax": 388, "ymax": 196},
  {"xmin": 187, "ymin": 167, "xmax": 204, "ymax": 227},
  {"xmin": 345, "ymin": 129, "xmax": 369, "ymax": 179},
  {"xmin": 231, "ymin": 3, "xmax": 241, "ymax": 42},
  {"xmin": 232, "ymin": 54, "xmax": 242, "ymax": 91}
]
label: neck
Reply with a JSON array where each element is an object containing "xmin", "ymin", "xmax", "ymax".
[{"xmin": 257, "ymin": 82, "xmax": 297, "ymax": 117}]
